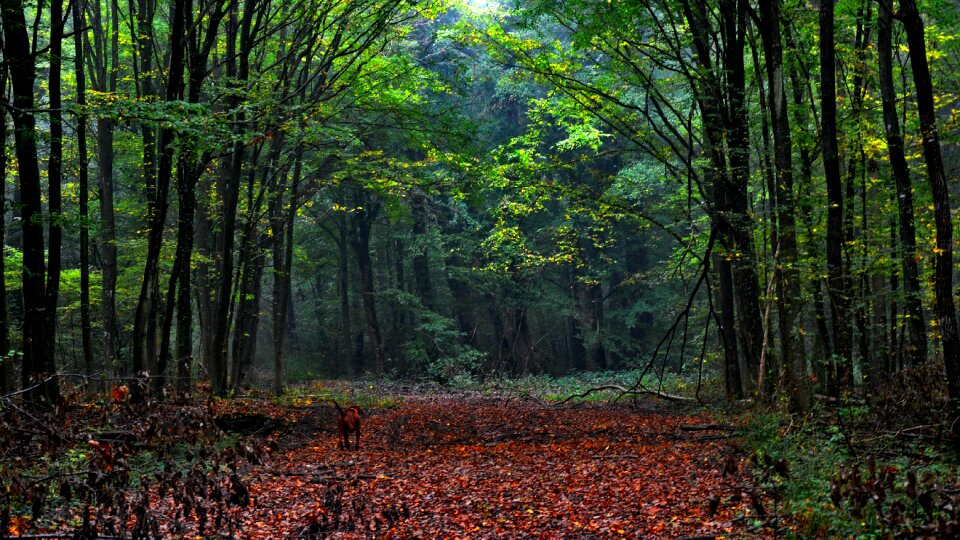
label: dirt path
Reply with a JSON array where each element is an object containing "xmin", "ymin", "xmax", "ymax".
[{"xmin": 236, "ymin": 398, "xmax": 763, "ymax": 538}]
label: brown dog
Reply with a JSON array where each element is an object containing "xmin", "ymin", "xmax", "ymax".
[{"xmin": 333, "ymin": 400, "xmax": 362, "ymax": 450}]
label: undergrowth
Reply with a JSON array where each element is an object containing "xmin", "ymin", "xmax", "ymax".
[
  {"xmin": 280, "ymin": 380, "xmax": 400, "ymax": 410},
  {"xmin": 742, "ymin": 363, "xmax": 960, "ymax": 538},
  {"xmin": 450, "ymin": 369, "xmax": 724, "ymax": 403}
]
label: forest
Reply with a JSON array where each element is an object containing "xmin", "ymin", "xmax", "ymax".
[{"xmin": 1, "ymin": 0, "xmax": 959, "ymax": 537}]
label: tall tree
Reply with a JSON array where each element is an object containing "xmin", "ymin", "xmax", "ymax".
[
  {"xmin": 894, "ymin": 0, "xmax": 960, "ymax": 417},
  {"xmin": 0, "ymin": 64, "xmax": 8, "ymax": 394},
  {"xmin": 132, "ymin": 0, "xmax": 188, "ymax": 394},
  {"xmin": 756, "ymin": 0, "xmax": 808, "ymax": 409},
  {"xmin": 74, "ymin": 0, "xmax": 95, "ymax": 383},
  {"xmin": 130, "ymin": 0, "xmax": 161, "ymax": 387},
  {"xmin": 87, "ymin": 0, "xmax": 120, "ymax": 379},
  {"xmin": 820, "ymin": 0, "xmax": 853, "ymax": 394},
  {"xmin": 877, "ymin": 1, "xmax": 925, "ymax": 368},
  {"xmin": 1, "ymin": 0, "xmax": 59, "ymax": 402},
  {"xmin": 351, "ymin": 190, "xmax": 386, "ymax": 373},
  {"xmin": 46, "ymin": 0, "xmax": 65, "ymax": 385},
  {"xmin": 682, "ymin": 0, "xmax": 764, "ymax": 393}
]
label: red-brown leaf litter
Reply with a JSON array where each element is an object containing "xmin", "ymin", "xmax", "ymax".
[
  {"xmin": 225, "ymin": 397, "xmax": 760, "ymax": 538},
  {"xmin": 3, "ymin": 392, "xmax": 766, "ymax": 538}
]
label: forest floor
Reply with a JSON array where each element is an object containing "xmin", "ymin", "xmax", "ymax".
[
  {"xmin": 2, "ymin": 384, "xmax": 771, "ymax": 539},
  {"xmin": 198, "ymin": 392, "xmax": 764, "ymax": 538}
]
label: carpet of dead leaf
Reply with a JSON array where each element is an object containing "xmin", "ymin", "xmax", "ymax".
[{"xmin": 216, "ymin": 397, "xmax": 765, "ymax": 538}]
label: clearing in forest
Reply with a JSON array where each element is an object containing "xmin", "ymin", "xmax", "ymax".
[
  {"xmin": 222, "ymin": 396, "xmax": 761, "ymax": 538},
  {"xmin": 3, "ymin": 391, "xmax": 766, "ymax": 538}
]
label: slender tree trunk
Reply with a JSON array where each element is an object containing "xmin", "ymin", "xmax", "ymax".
[
  {"xmin": 93, "ymin": 0, "xmax": 120, "ymax": 383},
  {"xmin": 878, "ymin": 4, "xmax": 925, "ymax": 366},
  {"xmin": 351, "ymin": 193, "xmax": 384, "ymax": 373},
  {"xmin": 174, "ymin": 178, "xmax": 196, "ymax": 395},
  {"xmin": 442, "ymin": 206, "xmax": 478, "ymax": 347},
  {"xmin": 758, "ymin": 0, "xmax": 808, "ymax": 409},
  {"xmin": 568, "ymin": 272, "xmax": 588, "ymax": 372},
  {"xmin": 336, "ymin": 209, "xmax": 355, "ymax": 372},
  {"xmin": 511, "ymin": 305, "xmax": 532, "ymax": 375},
  {"xmin": 2, "ymin": 0, "xmax": 59, "ymax": 403},
  {"xmin": 845, "ymin": 2, "xmax": 872, "ymax": 387},
  {"xmin": 73, "ymin": 0, "xmax": 94, "ymax": 386},
  {"xmin": 897, "ymin": 0, "xmax": 960, "ymax": 417},
  {"xmin": 133, "ymin": 0, "xmax": 186, "ymax": 397},
  {"xmin": 158, "ymin": 159, "xmax": 199, "ymax": 393},
  {"xmin": 889, "ymin": 220, "xmax": 901, "ymax": 372},
  {"xmin": 785, "ymin": 22, "xmax": 832, "ymax": 378},
  {"xmin": 231, "ymin": 238, "xmax": 265, "ymax": 391},
  {"xmin": 576, "ymin": 281, "xmax": 606, "ymax": 370},
  {"xmin": 821, "ymin": 0, "xmax": 853, "ymax": 395},
  {"xmin": 131, "ymin": 0, "xmax": 159, "ymax": 388},
  {"xmin": 0, "ymin": 67, "xmax": 8, "ymax": 394},
  {"xmin": 210, "ymin": 0, "xmax": 256, "ymax": 395},
  {"xmin": 195, "ymin": 175, "xmax": 216, "ymax": 377},
  {"xmin": 272, "ymin": 173, "xmax": 298, "ymax": 395},
  {"xmin": 45, "ymin": 0, "xmax": 65, "ymax": 388},
  {"xmin": 682, "ymin": 0, "xmax": 762, "ymax": 394},
  {"xmin": 715, "ymin": 256, "xmax": 742, "ymax": 399}
]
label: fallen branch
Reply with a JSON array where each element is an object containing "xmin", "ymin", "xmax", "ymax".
[
  {"xmin": 555, "ymin": 384, "xmax": 696, "ymax": 405},
  {"xmin": 680, "ymin": 424, "xmax": 737, "ymax": 432},
  {"xmin": 895, "ymin": 424, "xmax": 939, "ymax": 434}
]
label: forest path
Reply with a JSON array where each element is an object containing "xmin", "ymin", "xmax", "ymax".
[{"xmin": 238, "ymin": 397, "xmax": 765, "ymax": 538}]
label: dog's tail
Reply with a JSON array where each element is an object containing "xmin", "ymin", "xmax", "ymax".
[{"xmin": 332, "ymin": 399, "xmax": 344, "ymax": 416}]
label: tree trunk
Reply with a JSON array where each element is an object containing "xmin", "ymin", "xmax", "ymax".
[
  {"xmin": 96, "ymin": 0, "xmax": 121, "ymax": 385},
  {"xmin": 73, "ymin": 0, "xmax": 94, "ymax": 387},
  {"xmin": 897, "ymin": 0, "xmax": 960, "ymax": 418},
  {"xmin": 46, "ymin": 0, "xmax": 65, "ymax": 388},
  {"xmin": 195, "ymin": 175, "xmax": 216, "ymax": 379},
  {"xmin": 336, "ymin": 207, "xmax": 356, "ymax": 372},
  {"xmin": 715, "ymin": 255, "xmax": 742, "ymax": 399},
  {"xmin": 820, "ymin": 0, "xmax": 853, "ymax": 395},
  {"xmin": 351, "ymin": 193, "xmax": 385, "ymax": 374},
  {"xmin": 577, "ymin": 281, "xmax": 606, "ymax": 370},
  {"xmin": 510, "ymin": 306, "xmax": 533, "ymax": 375},
  {"xmin": 785, "ymin": 21, "xmax": 832, "ymax": 378},
  {"xmin": 131, "ymin": 0, "xmax": 159, "ymax": 390},
  {"xmin": 2, "ymin": 0, "xmax": 59, "ymax": 403},
  {"xmin": 210, "ymin": 0, "xmax": 256, "ymax": 395},
  {"xmin": 568, "ymin": 272, "xmax": 587, "ymax": 372},
  {"xmin": 757, "ymin": 0, "xmax": 808, "ymax": 410},
  {"xmin": 0, "ymin": 67, "xmax": 8, "ymax": 394},
  {"xmin": 231, "ymin": 236, "xmax": 266, "ymax": 391},
  {"xmin": 681, "ymin": 0, "xmax": 762, "ymax": 394},
  {"xmin": 878, "ymin": 4, "xmax": 925, "ymax": 367},
  {"xmin": 411, "ymin": 193, "xmax": 434, "ymax": 310},
  {"xmin": 272, "ymin": 178, "xmax": 298, "ymax": 395}
]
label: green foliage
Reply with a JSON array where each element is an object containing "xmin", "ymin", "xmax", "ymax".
[
  {"xmin": 3, "ymin": 245, "xmax": 23, "ymax": 288},
  {"xmin": 743, "ymin": 405, "xmax": 960, "ymax": 538},
  {"xmin": 279, "ymin": 381, "xmax": 399, "ymax": 411}
]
